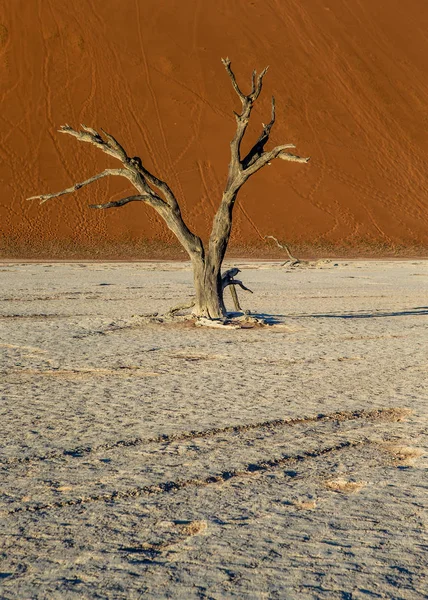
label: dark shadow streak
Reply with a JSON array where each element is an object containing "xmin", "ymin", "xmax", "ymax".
[
  {"xmin": 299, "ymin": 308, "xmax": 428, "ymax": 319},
  {"xmin": 231, "ymin": 309, "xmax": 428, "ymax": 321}
]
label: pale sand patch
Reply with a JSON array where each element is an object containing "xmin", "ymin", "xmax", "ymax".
[
  {"xmin": 324, "ymin": 479, "xmax": 367, "ymax": 493},
  {"xmin": 176, "ymin": 520, "xmax": 208, "ymax": 536},
  {"xmin": 380, "ymin": 444, "xmax": 424, "ymax": 466}
]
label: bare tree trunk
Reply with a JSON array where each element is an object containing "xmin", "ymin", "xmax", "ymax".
[
  {"xmin": 28, "ymin": 59, "xmax": 309, "ymax": 320},
  {"xmin": 191, "ymin": 256, "xmax": 225, "ymax": 319},
  {"xmin": 194, "ymin": 269, "xmax": 225, "ymax": 319}
]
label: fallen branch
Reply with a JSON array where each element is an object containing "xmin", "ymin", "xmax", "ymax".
[{"xmin": 264, "ymin": 235, "xmax": 301, "ymax": 266}]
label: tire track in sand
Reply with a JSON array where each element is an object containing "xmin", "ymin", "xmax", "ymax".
[
  {"xmin": 1, "ymin": 407, "xmax": 408, "ymax": 467},
  {"xmin": 6, "ymin": 439, "xmax": 366, "ymax": 514}
]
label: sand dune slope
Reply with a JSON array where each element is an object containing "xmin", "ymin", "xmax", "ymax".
[{"xmin": 1, "ymin": 0, "xmax": 428, "ymax": 257}]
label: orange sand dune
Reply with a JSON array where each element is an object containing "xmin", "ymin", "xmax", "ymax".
[{"xmin": 1, "ymin": 0, "xmax": 428, "ymax": 258}]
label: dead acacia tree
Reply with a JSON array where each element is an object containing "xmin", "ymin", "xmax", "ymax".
[{"xmin": 28, "ymin": 58, "xmax": 309, "ymax": 319}]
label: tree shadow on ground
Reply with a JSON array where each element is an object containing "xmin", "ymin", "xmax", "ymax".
[{"xmin": 298, "ymin": 308, "xmax": 428, "ymax": 319}]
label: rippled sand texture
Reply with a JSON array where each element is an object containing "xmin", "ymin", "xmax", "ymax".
[
  {"xmin": 0, "ymin": 260, "xmax": 427, "ymax": 598},
  {"xmin": 1, "ymin": 1, "xmax": 428, "ymax": 257}
]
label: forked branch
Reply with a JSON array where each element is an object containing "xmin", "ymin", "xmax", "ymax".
[
  {"xmin": 221, "ymin": 57, "xmax": 268, "ymax": 104},
  {"xmin": 222, "ymin": 58, "xmax": 271, "ymax": 177},
  {"xmin": 221, "ymin": 58, "xmax": 310, "ymax": 191},
  {"xmin": 59, "ymin": 124, "xmax": 129, "ymax": 163},
  {"xmin": 28, "ymin": 125, "xmax": 204, "ymax": 260},
  {"xmin": 129, "ymin": 156, "xmax": 179, "ymax": 210},
  {"xmin": 56, "ymin": 126, "xmax": 178, "ymax": 209},
  {"xmin": 243, "ymin": 95, "xmax": 276, "ymax": 168},
  {"xmin": 28, "ymin": 126, "xmax": 181, "ymax": 211}
]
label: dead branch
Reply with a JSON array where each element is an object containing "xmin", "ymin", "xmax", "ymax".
[
  {"xmin": 57, "ymin": 126, "xmax": 178, "ymax": 209},
  {"xmin": 221, "ymin": 57, "xmax": 248, "ymax": 101},
  {"xmin": 222, "ymin": 58, "xmax": 270, "ymax": 177},
  {"xmin": 89, "ymin": 195, "xmax": 152, "ymax": 209},
  {"xmin": 278, "ymin": 152, "xmax": 311, "ymax": 163},
  {"xmin": 264, "ymin": 235, "xmax": 301, "ymax": 266},
  {"xmin": 28, "ymin": 125, "xmax": 204, "ymax": 261},
  {"xmin": 221, "ymin": 267, "xmax": 240, "ymax": 286},
  {"xmin": 220, "ymin": 267, "xmax": 253, "ymax": 312},
  {"xmin": 221, "ymin": 58, "xmax": 310, "ymax": 188},
  {"xmin": 264, "ymin": 235, "xmax": 299, "ymax": 262},
  {"xmin": 27, "ymin": 169, "xmax": 126, "ymax": 204},
  {"xmin": 229, "ymin": 284, "xmax": 242, "ymax": 311},
  {"xmin": 100, "ymin": 128, "xmax": 129, "ymax": 162},
  {"xmin": 227, "ymin": 279, "xmax": 253, "ymax": 293},
  {"xmin": 243, "ymin": 96, "xmax": 276, "ymax": 168},
  {"xmin": 128, "ymin": 156, "xmax": 179, "ymax": 210},
  {"xmin": 221, "ymin": 57, "xmax": 268, "ymax": 103},
  {"xmin": 59, "ymin": 125, "xmax": 129, "ymax": 163}
]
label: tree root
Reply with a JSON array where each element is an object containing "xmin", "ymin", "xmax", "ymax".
[
  {"xmin": 132, "ymin": 311, "xmax": 280, "ymax": 330},
  {"xmin": 168, "ymin": 298, "xmax": 196, "ymax": 316},
  {"xmin": 195, "ymin": 314, "xmax": 269, "ymax": 329}
]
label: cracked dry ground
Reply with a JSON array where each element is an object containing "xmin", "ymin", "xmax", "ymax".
[{"xmin": 0, "ymin": 261, "xmax": 427, "ymax": 599}]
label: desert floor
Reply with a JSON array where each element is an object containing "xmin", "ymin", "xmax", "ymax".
[{"xmin": 0, "ymin": 260, "xmax": 427, "ymax": 599}]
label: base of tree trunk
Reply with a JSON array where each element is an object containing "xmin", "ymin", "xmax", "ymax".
[{"xmin": 132, "ymin": 311, "xmax": 281, "ymax": 331}]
